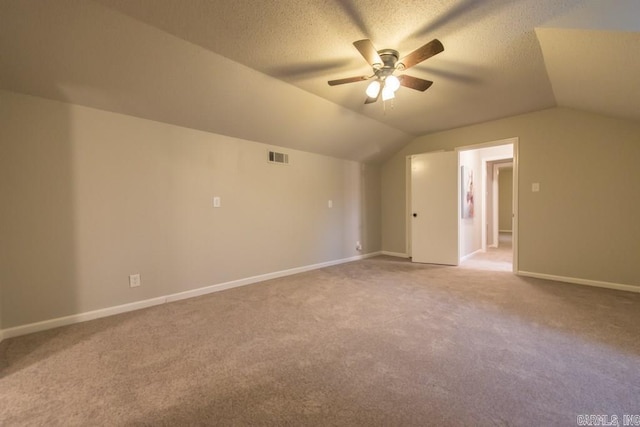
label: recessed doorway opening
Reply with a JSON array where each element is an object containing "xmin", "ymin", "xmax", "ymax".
[
  {"xmin": 407, "ymin": 137, "xmax": 518, "ymax": 273},
  {"xmin": 458, "ymin": 139, "xmax": 517, "ymax": 272}
]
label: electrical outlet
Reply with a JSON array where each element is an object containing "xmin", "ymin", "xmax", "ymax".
[
  {"xmin": 129, "ymin": 274, "xmax": 141, "ymax": 288},
  {"xmin": 356, "ymin": 241, "xmax": 362, "ymax": 251}
]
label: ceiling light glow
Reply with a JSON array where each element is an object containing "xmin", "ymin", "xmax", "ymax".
[
  {"xmin": 386, "ymin": 75, "xmax": 400, "ymax": 92},
  {"xmin": 382, "ymin": 86, "xmax": 395, "ymax": 101},
  {"xmin": 365, "ymin": 80, "xmax": 381, "ymax": 98}
]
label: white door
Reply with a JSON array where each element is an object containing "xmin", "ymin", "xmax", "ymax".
[{"xmin": 411, "ymin": 151, "xmax": 459, "ymax": 265}]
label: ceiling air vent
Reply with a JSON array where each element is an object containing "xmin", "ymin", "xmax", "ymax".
[{"xmin": 268, "ymin": 150, "xmax": 289, "ymax": 165}]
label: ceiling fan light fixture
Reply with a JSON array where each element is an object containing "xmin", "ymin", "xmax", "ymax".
[
  {"xmin": 386, "ymin": 75, "xmax": 400, "ymax": 92},
  {"xmin": 365, "ymin": 80, "xmax": 381, "ymax": 98},
  {"xmin": 382, "ymin": 85, "xmax": 395, "ymax": 101},
  {"xmin": 328, "ymin": 38, "xmax": 444, "ymax": 105}
]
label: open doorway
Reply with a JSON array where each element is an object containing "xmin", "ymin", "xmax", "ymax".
[
  {"xmin": 406, "ymin": 137, "xmax": 518, "ymax": 272},
  {"xmin": 485, "ymin": 160, "xmax": 513, "ymax": 249},
  {"xmin": 457, "ymin": 138, "xmax": 517, "ymax": 272}
]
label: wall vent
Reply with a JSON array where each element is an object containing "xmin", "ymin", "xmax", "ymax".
[{"xmin": 268, "ymin": 150, "xmax": 289, "ymax": 165}]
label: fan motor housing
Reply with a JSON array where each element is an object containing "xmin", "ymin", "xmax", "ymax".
[{"xmin": 376, "ymin": 49, "xmax": 399, "ymax": 77}]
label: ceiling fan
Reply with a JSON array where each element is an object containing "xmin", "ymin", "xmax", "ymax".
[{"xmin": 328, "ymin": 38, "xmax": 444, "ymax": 104}]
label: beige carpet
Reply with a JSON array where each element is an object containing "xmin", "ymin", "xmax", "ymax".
[
  {"xmin": 1, "ymin": 253, "xmax": 639, "ymax": 426},
  {"xmin": 460, "ymin": 232, "xmax": 513, "ymax": 272}
]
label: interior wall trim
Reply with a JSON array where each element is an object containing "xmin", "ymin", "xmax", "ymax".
[
  {"xmin": 381, "ymin": 251, "xmax": 410, "ymax": 258},
  {"xmin": 0, "ymin": 251, "xmax": 382, "ymax": 340},
  {"xmin": 460, "ymin": 249, "xmax": 484, "ymax": 263},
  {"xmin": 518, "ymin": 270, "xmax": 640, "ymax": 294}
]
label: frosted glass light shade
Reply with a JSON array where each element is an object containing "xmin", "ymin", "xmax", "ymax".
[
  {"xmin": 382, "ymin": 86, "xmax": 395, "ymax": 101},
  {"xmin": 365, "ymin": 80, "xmax": 381, "ymax": 98},
  {"xmin": 386, "ymin": 75, "xmax": 400, "ymax": 92}
]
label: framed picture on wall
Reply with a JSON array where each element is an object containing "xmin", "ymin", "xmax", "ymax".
[{"xmin": 461, "ymin": 165, "xmax": 474, "ymax": 219}]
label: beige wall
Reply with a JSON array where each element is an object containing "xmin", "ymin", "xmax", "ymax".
[
  {"xmin": 499, "ymin": 168, "xmax": 513, "ymax": 232},
  {"xmin": 382, "ymin": 107, "xmax": 640, "ymax": 287},
  {"xmin": 0, "ymin": 91, "xmax": 381, "ymax": 329}
]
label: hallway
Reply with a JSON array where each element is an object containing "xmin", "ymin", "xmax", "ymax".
[{"xmin": 460, "ymin": 232, "xmax": 513, "ymax": 272}]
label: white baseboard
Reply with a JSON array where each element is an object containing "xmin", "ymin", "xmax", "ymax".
[
  {"xmin": 460, "ymin": 249, "xmax": 484, "ymax": 262},
  {"xmin": 380, "ymin": 251, "xmax": 410, "ymax": 258},
  {"xmin": 518, "ymin": 270, "xmax": 640, "ymax": 294},
  {"xmin": 0, "ymin": 252, "xmax": 382, "ymax": 340},
  {"xmin": 165, "ymin": 251, "xmax": 381, "ymax": 304},
  {"xmin": 1, "ymin": 296, "xmax": 167, "ymax": 340}
]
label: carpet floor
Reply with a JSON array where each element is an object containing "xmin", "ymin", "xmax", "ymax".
[{"xmin": 1, "ymin": 251, "xmax": 639, "ymax": 426}]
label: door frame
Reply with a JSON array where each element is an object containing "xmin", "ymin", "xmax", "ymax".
[
  {"xmin": 406, "ymin": 138, "xmax": 519, "ymax": 273},
  {"xmin": 483, "ymin": 159, "xmax": 513, "ymax": 250}
]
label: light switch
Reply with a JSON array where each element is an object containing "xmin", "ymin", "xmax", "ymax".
[
  {"xmin": 213, "ymin": 196, "xmax": 221, "ymax": 207},
  {"xmin": 328, "ymin": 200, "xmax": 333, "ymax": 208},
  {"xmin": 532, "ymin": 183, "xmax": 540, "ymax": 192}
]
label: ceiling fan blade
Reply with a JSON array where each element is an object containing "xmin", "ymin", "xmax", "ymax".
[
  {"xmin": 353, "ymin": 39, "xmax": 383, "ymax": 68},
  {"xmin": 328, "ymin": 76, "xmax": 368, "ymax": 86},
  {"xmin": 364, "ymin": 94, "xmax": 379, "ymax": 104},
  {"xmin": 399, "ymin": 75, "xmax": 434, "ymax": 91},
  {"xmin": 398, "ymin": 39, "xmax": 444, "ymax": 70}
]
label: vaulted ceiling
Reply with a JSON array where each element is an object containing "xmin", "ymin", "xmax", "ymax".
[{"xmin": 1, "ymin": 0, "xmax": 638, "ymax": 163}]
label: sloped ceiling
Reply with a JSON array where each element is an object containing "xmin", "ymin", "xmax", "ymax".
[
  {"xmin": 0, "ymin": 0, "xmax": 638, "ymax": 163},
  {"xmin": 537, "ymin": 0, "xmax": 640, "ymax": 122},
  {"xmin": 537, "ymin": 28, "xmax": 640, "ymax": 122}
]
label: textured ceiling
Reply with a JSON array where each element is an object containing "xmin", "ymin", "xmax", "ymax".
[
  {"xmin": 94, "ymin": 0, "xmax": 584, "ymax": 135},
  {"xmin": 1, "ymin": 0, "xmax": 638, "ymax": 162}
]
